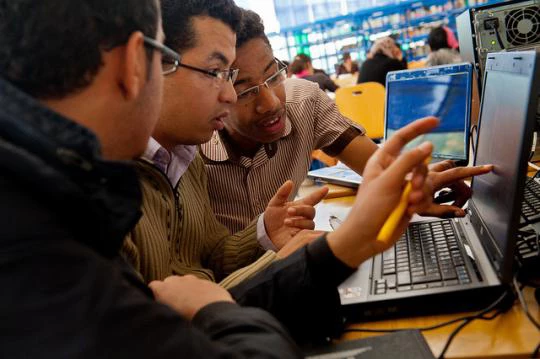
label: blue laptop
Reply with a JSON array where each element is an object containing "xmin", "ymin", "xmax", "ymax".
[{"xmin": 385, "ymin": 63, "xmax": 474, "ymax": 165}]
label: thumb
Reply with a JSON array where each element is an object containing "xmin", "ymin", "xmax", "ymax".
[
  {"xmin": 267, "ymin": 180, "xmax": 294, "ymax": 207},
  {"xmin": 298, "ymin": 186, "xmax": 329, "ymax": 206}
]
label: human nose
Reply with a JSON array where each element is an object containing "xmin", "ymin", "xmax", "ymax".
[
  {"xmin": 219, "ymin": 79, "xmax": 237, "ymax": 104},
  {"xmin": 255, "ymin": 84, "xmax": 280, "ymax": 114}
]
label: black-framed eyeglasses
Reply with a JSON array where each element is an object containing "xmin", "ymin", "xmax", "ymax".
[
  {"xmin": 143, "ymin": 36, "xmax": 181, "ymax": 75},
  {"xmin": 144, "ymin": 36, "xmax": 238, "ymax": 85},
  {"xmin": 235, "ymin": 58, "xmax": 287, "ymax": 104}
]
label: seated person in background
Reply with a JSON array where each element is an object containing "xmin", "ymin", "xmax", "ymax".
[
  {"xmin": 426, "ymin": 26, "xmax": 463, "ymax": 66},
  {"xmin": 200, "ymin": 9, "xmax": 492, "ymax": 234},
  {"xmin": 290, "ymin": 54, "xmax": 338, "ymax": 92},
  {"xmin": 336, "ymin": 51, "xmax": 359, "ymax": 76},
  {"xmin": 357, "ymin": 36, "xmax": 407, "ymax": 86},
  {"xmin": 122, "ymin": 0, "xmax": 326, "ymax": 289}
]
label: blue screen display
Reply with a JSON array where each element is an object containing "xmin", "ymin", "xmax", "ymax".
[{"xmin": 385, "ymin": 66, "xmax": 471, "ymax": 161}]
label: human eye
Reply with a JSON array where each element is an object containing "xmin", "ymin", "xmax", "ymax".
[
  {"xmin": 237, "ymin": 86, "xmax": 258, "ymax": 100},
  {"xmin": 266, "ymin": 70, "xmax": 285, "ymax": 86}
]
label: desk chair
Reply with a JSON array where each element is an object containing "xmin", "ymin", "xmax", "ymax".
[
  {"xmin": 407, "ymin": 60, "xmax": 426, "ymax": 69},
  {"xmin": 335, "ymin": 82, "xmax": 385, "ymax": 141}
]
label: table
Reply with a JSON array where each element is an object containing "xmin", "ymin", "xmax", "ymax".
[{"xmin": 301, "ymin": 180, "xmax": 540, "ymax": 358}]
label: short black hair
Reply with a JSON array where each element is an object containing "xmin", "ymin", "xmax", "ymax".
[
  {"xmin": 428, "ymin": 27, "xmax": 450, "ymax": 51},
  {"xmin": 161, "ymin": 0, "xmax": 242, "ymax": 53},
  {"xmin": 0, "ymin": 0, "xmax": 159, "ymax": 99},
  {"xmin": 236, "ymin": 9, "xmax": 271, "ymax": 49}
]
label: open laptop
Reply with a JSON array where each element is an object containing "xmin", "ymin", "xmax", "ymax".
[
  {"xmin": 338, "ymin": 51, "xmax": 540, "ymax": 320},
  {"xmin": 307, "ymin": 63, "xmax": 474, "ymax": 187},
  {"xmin": 385, "ymin": 63, "xmax": 473, "ymax": 166}
]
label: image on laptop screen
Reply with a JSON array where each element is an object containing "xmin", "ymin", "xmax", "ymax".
[{"xmin": 385, "ymin": 63, "xmax": 473, "ymax": 164}]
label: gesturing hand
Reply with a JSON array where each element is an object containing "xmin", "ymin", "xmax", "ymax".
[
  {"xmin": 419, "ymin": 160, "xmax": 493, "ymax": 218},
  {"xmin": 264, "ymin": 180, "xmax": 329, "ymax": 250},
  {"xmin": 327, "ymin": 117, "xmax": 438, "ymax": 268}
]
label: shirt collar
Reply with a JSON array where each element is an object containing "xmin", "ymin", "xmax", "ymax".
[
  {"xmin": 142, "ymin": 138, "xmax": 196, "ymax": 186},
  {"xmin": 199, "ymin": 114, "xmax": 293, "ymax": 163}
]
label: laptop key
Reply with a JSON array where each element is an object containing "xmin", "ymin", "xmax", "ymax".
[
  {"xmin": 397, "ymin": 271, "xmax": 411, "ymax": 285},
  {"xmin": 444, "ymin": 279, "xmax": 459, "ymax": 286},
  {"xmin": 412, "ymin": 273, "xmax": 441, "ymax": 284}
]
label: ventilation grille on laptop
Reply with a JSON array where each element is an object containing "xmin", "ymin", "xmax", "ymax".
[{"xmin": 505, "ymin": 6, "xmax": 540, "ymax": 46}]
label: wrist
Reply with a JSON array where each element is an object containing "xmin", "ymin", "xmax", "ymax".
[{"xmin": 326, "ymin": 227, "xmax": 375, "ymax": 268}]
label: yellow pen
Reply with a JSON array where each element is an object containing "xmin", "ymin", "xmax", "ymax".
[{"xmin": 377, "ymin": 156, "xmax": 431, "ymax": 243}]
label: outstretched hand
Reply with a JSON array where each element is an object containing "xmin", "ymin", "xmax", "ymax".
[
  {"xmin": 327, "ymin": 117, "xmax": 438, "ymax": 268},
  {"xmin": 419, "ymin": 160, "xmax": 493, "ymax": 218},
  {"xmin": 264, "ymin": 181, "xmax": 329, "ymax": 250}
]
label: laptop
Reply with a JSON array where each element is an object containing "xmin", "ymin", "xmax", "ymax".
[
  {"xmin": 385, "ymin": 63, "xmax": 473, "ymax": 166},
  {"xmin": 307, "ymin": 162, "xmax": 362, "ymax": 188},
  {"xmin": 307, "ymin": 63, "xmax": 474, "ymax": 187},
  {"xmin": 338, "ymin": 51, "xmax": 540, "ymax": 320}
]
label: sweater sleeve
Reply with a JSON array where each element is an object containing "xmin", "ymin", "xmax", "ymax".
[{"xmin": 185, "ymin": 154, "xmax": 273, "ymax": 283}]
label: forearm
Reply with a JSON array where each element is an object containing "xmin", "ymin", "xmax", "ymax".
[
  {"xmin": 229, "ymin": 236, "xmax": 355, "ymax": 344},
  {"xmin": 334, "ymin": 135, "xmax": 378, "ymax": 175},
  {"xmin": 208, "ymin": 218, "xmax": 267, "ymax": 280}
]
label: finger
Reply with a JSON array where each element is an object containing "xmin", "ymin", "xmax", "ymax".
[
  {"xmin": 380, "ymin": 117, "xmax": 439, "ymax": 158},
  {"xmin": 296, "ymin": 186, "xmax": 329, "ymax": 206},
  {"xmin": 284, "ymin": 217, "xmax": 316, "ymax": 230},
  {"xmin": 429, "ymin": 160, "xmax": 456, "ymax": 172},
  {"xmin": 287, "ymin": 205, "xmax": 316, "ymax": 220},
  {"xmin": 267, "ymin": 180, "xmax": 294, "ymax": 207},
  {"xmin": 410, "ymin": 160, "xmax": 429, "ymax": 191},
  {"xmin": 432, "ymin": 164, "xmax": 493, "ymax": 188},
  {"xmin": 418, "ymin": 203, "xmax": 466, "ymax": 218},
  {"xmin": 383, "ymin": 141, "xmax": 433, "ymax": 188}
]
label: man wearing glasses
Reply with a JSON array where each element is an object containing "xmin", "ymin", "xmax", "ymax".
[
  {"xmin": 201, "ymin": 9, "xmax": 493, "ymax": 234},
  {"xmin": 122, "ymin": 0, "xmax": 327, "ymax": 290}
]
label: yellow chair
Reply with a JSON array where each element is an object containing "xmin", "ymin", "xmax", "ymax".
[
  {"xmin": 335, "ymin": 82, "xmax": 385, "ymax": 141},
  {"xmin": 408, "ymin": 60, "xmax": 426, "ymax": 69}
]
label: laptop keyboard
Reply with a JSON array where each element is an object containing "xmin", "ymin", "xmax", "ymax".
[
  {"xmin": 516, "ymin": 232, "xmax": 540, "ymax": 259},
  {"xmin": 373, "ymin": 220, "xmax": 471, "ymax": 295},
  {"xmin": 521, "ymin": 179, "xmax": 540, "ymax": 224}
]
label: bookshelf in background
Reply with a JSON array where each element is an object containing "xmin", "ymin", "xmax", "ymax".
[{"xmin": 268, "ymin": 0, "xmax": 506, "ymax": 74}]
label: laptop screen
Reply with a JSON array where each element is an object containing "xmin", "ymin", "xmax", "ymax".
[
  {"xmin": 385, "ymin": 63, "xmax": 472, "ymax": 163},
  {"xmin": 469, "ymin": 51, "xmax": 539, "ymax": 278}
]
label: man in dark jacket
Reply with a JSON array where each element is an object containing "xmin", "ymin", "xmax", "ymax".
[
  {"xmin": 0, "ymin": 0, "xmax": 440, "ymax": 357},
  {"xmin": 0, "ymin": 1, "xmax": 304, "ymax": 357}
]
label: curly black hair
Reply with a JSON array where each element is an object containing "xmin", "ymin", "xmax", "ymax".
[
  {"xmin": 236, "ymin": 9, "xmax": 271, "ymax": 49},
  {"xmin": 0, "ymin": 0, "xmax": 159, "ymax": 99}
]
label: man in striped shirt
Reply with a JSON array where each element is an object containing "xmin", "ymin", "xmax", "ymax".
[
  {"xmin": 200, "ymin": 9, "xmax": 492, "ymax": 234},
  {"xmin": 122, "ymin": 0, "xmax": 327, "ymax": 289}
]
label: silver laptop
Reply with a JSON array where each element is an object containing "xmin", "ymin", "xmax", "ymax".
[{"xmin": 338, "ymin": 51, "xmax": 540, "ymax": 320}]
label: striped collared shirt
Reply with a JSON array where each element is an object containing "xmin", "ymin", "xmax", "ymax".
[{"xmin": 199, "ymin": 78, "xmax": 365, "ymax": 233}]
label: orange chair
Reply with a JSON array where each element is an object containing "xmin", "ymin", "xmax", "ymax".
[
  {"xmin": 335, "ymin": 82, "xmax": 386, "ymax": 141},
  {"xmin": 407, "ymin": 60, "xmax": 426, "ymax": 69}
]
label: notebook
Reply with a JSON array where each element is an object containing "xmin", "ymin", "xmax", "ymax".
[
  {"xmin": 338, "ymin": 51, "xmax": 540, "ymax": 321},
  {"xmin": 385, "ymin": 63, "xmax": 473, "ymax": 165}
]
